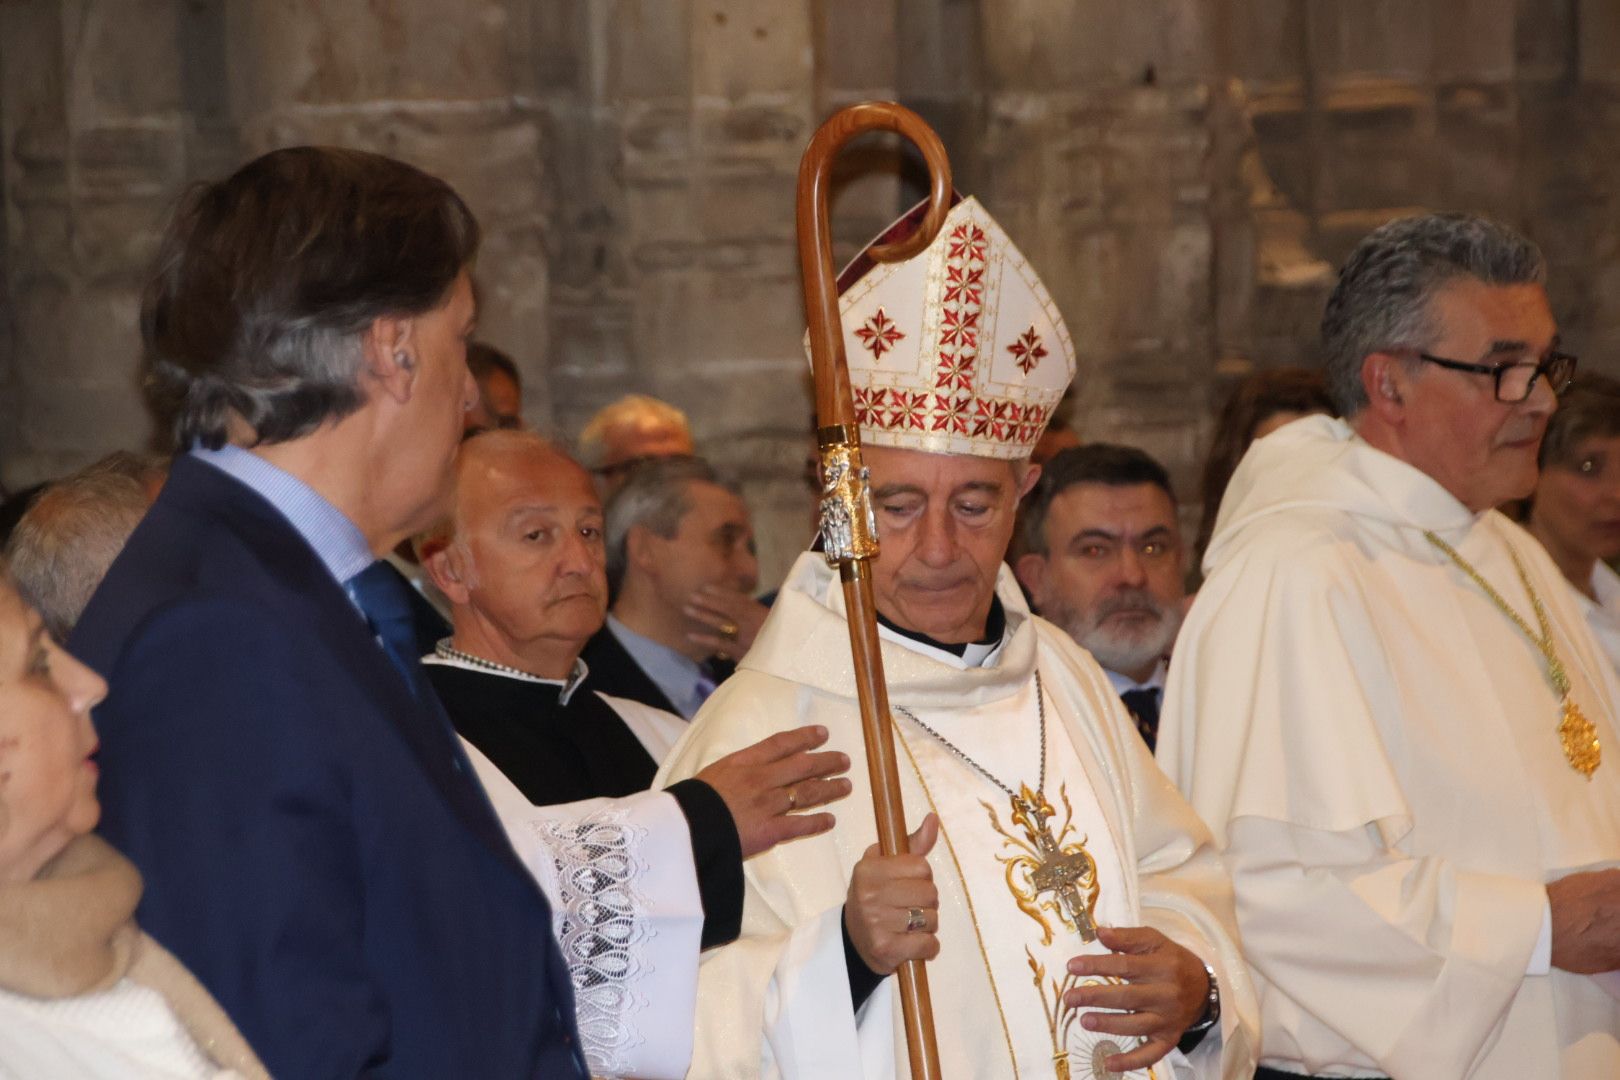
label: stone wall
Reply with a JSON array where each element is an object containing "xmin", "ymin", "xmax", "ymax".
[{"xmin": 4, "ymin": 0, "xmax": 1620, "ymax": 586}]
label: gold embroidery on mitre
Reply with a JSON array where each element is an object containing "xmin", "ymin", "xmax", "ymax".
[{"xmin": 985, "ymin": 783, "xmax": 1100, "ymax": 946}]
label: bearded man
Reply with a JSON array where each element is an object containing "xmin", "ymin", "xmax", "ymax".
[
  {"xmin": 658, "ymin": 197, "xmax": 1256, "ymax": 1079},
  {"xmin": 1014, "ymin": 443, "xmax": 1186, "ymax": 749}
]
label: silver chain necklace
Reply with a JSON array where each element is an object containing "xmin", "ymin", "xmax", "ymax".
[
  {"xmin": 897, "ymin": 669, "xmax": 1105, "ymax": 943},
  {"xmin": 892, "ymin": 669, "xmax": 1048, "ymax": 804}
]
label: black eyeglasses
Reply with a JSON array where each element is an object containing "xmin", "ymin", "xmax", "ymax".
[{"xmin": 1416, "ymin": 349, "xmax": 1578, "ymax": 403}]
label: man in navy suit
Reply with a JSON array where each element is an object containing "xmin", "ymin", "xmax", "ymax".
[{"xmin": 71, "ymin": 147, "xmax": 587, "ymax": 1078}]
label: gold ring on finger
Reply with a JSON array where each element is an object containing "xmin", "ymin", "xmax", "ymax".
[
  {"xmin": 718, "ymin": 620, "xmax": 740, "ymax": 642},
  {"xmin": 785, "ymin": 787, "xmax": 798, "ymax": 811}
]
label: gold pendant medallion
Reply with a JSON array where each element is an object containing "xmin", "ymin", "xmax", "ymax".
[{"xmin": 1560, "ymin": 698, "xmax": 1602, "ymax": 777}]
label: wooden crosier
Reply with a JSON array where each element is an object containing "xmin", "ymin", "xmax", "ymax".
[{"xmin": 795, "ymin": 101, "xmax": 952, "ymax": 1080}]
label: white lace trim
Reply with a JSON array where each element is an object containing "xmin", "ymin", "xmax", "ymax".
[{"xmin": 531, "ymin": 807, "xmax": 654, "ymax": 1077}]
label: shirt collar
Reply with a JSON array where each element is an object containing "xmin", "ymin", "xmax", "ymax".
[
  {"xmin": 191, "ymin": 444, "xmax": 374, "ymax": 586},
  {"xmin": 606, "ymin": 614, "xmax": 709, "ymax": 717},
  {"xmin": 1104, "ymin": 658, "xmax": 1167, "ymax": 696}
]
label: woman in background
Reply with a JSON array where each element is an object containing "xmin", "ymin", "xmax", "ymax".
[
  {"xmin": 1525, "ymin": 373, "xmax": 1620, "ymax": 676},
  {"xmin": 0, "ymin": 567, "xmax": 266, "ymax": 1079},
  {"xmin": 1192, "ymin": 366, "xmax": 1334, "ymax": 575}
]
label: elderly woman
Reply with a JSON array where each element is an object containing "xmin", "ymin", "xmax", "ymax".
[
  {"xmin": 1525, "ymin": 373, "xmax": 1620, "ymax": 675},
  {"xmin": 0, "ymin": 569, "xmax": 266, "ymax": 1078}
]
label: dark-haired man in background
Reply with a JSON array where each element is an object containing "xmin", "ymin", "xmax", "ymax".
[
  {"xmin": 465, "ymin": 340, "xmax": 525, "ymax": 431},
  {"xmin": 71, "ymin": 147, "xmax": 589, "ymax": 1079},
  {"xmin": 582, "ymin": 456, "xmax": 763, "ymax": 718},
  {"xmin": 1013, "ymin": 443, "xmax": 1186, "ymax": 750}
]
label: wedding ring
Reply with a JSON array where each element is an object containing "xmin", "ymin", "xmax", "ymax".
[
  {"xmin": 718, "ymin": 620, "xmax": 740, "ymax": 642},
  {"xmin": 785, "ymin": 787, "xmax": 798, "ymax": 811},
  {"xmin": 905, "ymin": 907, "xmax": 928, "ymax": 933}
]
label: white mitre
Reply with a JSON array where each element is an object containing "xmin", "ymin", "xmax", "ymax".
[{"xmin": 807, "ymin": 195, "xmax": 1077, "ymax": 460}]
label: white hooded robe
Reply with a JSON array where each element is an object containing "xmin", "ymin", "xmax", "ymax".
[{"xmin": 1160, "ymin": 415, "xmax": 1620, "ymax": 1078}]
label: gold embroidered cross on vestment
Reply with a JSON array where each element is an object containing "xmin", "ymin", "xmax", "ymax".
[
  {"xmin": 988, "ymin": 784, "xmax": 1100, "ymax": 944},
  {"xmin": 896, "ymin": 671, "xmax": 1104, "ymax": 943}
]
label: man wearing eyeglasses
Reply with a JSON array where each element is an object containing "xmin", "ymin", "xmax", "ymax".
[{"xmin": 1159, "ymin": 212, "xmax": 1620, "ymax": 1079}]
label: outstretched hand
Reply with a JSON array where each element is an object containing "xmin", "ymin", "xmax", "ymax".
[{"xmin": 693, "ymin": 724, "xmax": 852, "ymax": 858}]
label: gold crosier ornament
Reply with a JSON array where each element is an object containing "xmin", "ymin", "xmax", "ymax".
[{"xmin": 1425, "ymin": 531, "xmax": 1601, "ymax": 776}]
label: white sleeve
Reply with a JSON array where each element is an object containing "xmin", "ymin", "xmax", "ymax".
[
  {"xmin": 461, "ymin": 737, "xmax": 704, "ymax": 1080},
  {"xmin": 1528, "ymin": 901, "xmax": 1553, "ymax": 976},
  {"xmin": 1223, "ymin": 816, "xmax": 1545, "ymax": 1077},
  {"xmin": 691, "ymin": 903, "xmax": 896, "ymax": 1079}
]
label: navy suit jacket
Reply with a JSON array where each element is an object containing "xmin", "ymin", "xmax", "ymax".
[{"xmin": 71, "ymin": 457, "xmax": 586, "ymax": 1079}]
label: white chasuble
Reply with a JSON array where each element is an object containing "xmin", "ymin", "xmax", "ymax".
[
  {"xmin": 656, "ymin": 553, "xmax": 1257, "ymax": 1080},
  {"xmin": 1160, "ymin": 415, "xmax": 1620, "ymax": 1079},
  {"xmin": 896, "ymin": 679, "xmax": 1156, "ymax": 1079}
]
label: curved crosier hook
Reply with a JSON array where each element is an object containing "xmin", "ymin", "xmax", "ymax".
[{"xmin": 795, "ymin": 101, "xmax": 952, "ymax": 1080}]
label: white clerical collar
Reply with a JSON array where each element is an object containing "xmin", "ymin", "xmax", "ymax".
[
  {"xmin": 877, "ymin": 623, "xmax": 1006, "ymax": 670},
  {"xmin": 1104, "ymin": 657, "xmax": 1166, "ymax": 696},
  {"xmin": 421, "ymin": 645, "xmax": 590, "ymax": 705}
]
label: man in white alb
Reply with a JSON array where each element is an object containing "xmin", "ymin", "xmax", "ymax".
[
  {"xmin": 1159, "ymin": 212, "xmax": 1620, "ymax": 1079},
  {"xmin": 659, "ymin": 196, "xmax": 1257, "ymax": 1079}
]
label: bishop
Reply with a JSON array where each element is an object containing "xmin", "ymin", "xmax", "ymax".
[{"xmin": 658, "ymin": 195, "xmax": 1257, "ymax": 1080}]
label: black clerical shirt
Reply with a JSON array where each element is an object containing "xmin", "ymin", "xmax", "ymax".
[
  {"xmin": 424, "ymin": 661, "xmax": 743, "ymax": 948},
  {"xmin": 426, "ymin": 662, "xmax": 658, "ymax": 802}
]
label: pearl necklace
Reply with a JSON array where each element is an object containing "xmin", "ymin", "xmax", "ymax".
[{"xmin": 432, "ymin": 641, "xmax": 561, "ymax": 686}]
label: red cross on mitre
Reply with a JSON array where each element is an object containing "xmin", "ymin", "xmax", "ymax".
[
  {"xmin": 1008, "ymin": 326, "xmax": 1048, "ymax": 376},
  {"xmin": 854, "ymin": 307, "xmax": 905, "ymax": 360}
]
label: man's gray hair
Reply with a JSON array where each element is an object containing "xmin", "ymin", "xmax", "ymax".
[
  {"xmin": 1320, "ymin": 212, "xmax": 1546, "ymax": 416},
  {"xmin": 604, "ymin": 456, "xmax": 718, "ymax": 595},
  {"xmin": 142, "ymin": 147, "xmax": 480, "ymax": 449},
  {"xmin": 577, "ymin": 394, "xmax": 691, "ymax": 470},
  {"xmin": 5, "ymin": 453, "xmax": 165, "ymax": 639}
]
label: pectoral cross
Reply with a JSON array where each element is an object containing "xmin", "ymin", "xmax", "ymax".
[{"xmin": 1017, "ymin": 792, "xmax": 1098, "ymax": 942}]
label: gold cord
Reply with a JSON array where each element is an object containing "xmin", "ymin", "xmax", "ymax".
[
  {"xmin": 1424, "ymin": 530, "xmax": 1601, "ymax": 775},
  {"xmin": 894, "ymin": 725, "xmax": 1022, "ymax": 1078}
]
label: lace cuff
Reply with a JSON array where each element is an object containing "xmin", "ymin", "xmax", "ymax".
[{"xmin": 531, "ymin": 807, "xmax": 653, "ymax": 1077}]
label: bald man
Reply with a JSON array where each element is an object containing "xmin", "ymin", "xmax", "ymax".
[
  {"xmin": 577, "ymin": 394, "xmax": 695, "ymax": 495},
  {"xmin": 418, "ymin": 431, "xmax": 879, "ymax": 1077}
]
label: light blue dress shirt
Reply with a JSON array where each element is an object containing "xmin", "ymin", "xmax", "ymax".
[
  {"xmin": 604, "ymin": 614, "xmax": 711, "ymax": 719},
  {"xmin": 191, "ymin": 444, "xmax": 375, "ymax": 591}
]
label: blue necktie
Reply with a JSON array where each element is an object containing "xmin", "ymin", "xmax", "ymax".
[
  {"xmin": 348, "ymin": 561, "xmax": 429, "ymax": 699},
  {"xmin": 1120, "ymin": 687, "xmax": 1161, "ymax": 752},
  {"xmin": 347, "ymin": 559, "xmax": 493, "ymax": 794}
]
